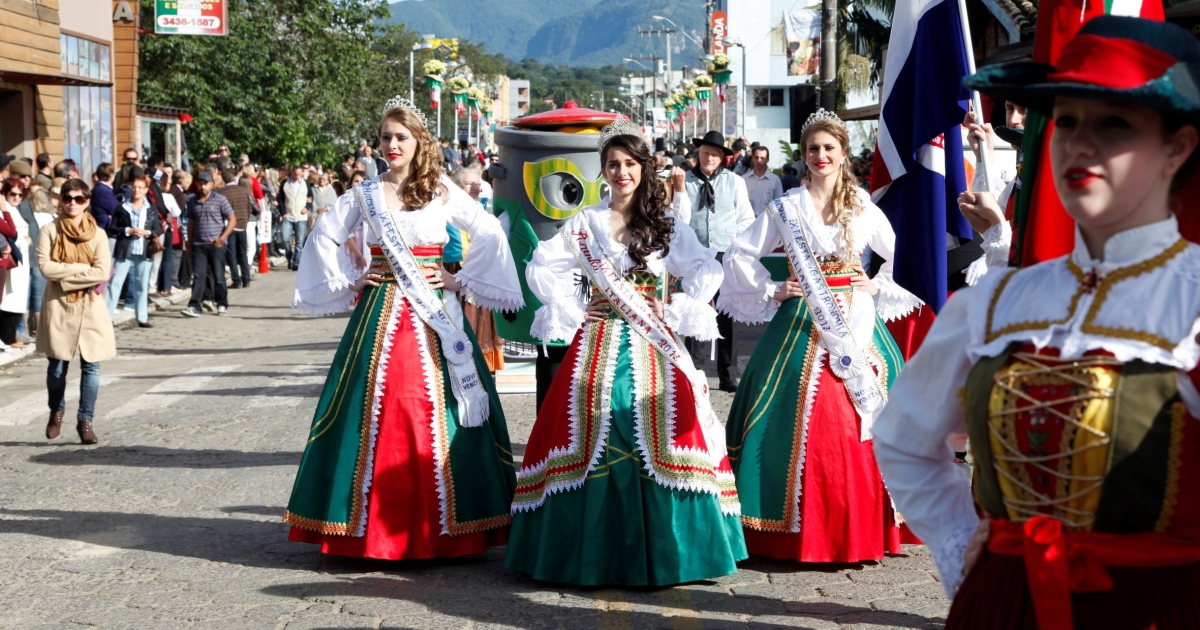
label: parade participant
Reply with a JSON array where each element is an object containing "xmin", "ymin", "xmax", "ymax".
[
  {"xmin": 670, "ymin": 130, "xmax": 756, "ymax": 392},
  {"xmin": 505, "ymin": 119, "xmax": 745, "ymax": 586},
  {"xmin": 285, "ymin": 96, "xmax": 524, "ymax": 560},
  {"xmin": 874, "ymin": 16, "xmax": 1200, "ymax": 629},
  {"xmin": 720, "ymin": 109, "xmax": 917, "ymax": 563}
]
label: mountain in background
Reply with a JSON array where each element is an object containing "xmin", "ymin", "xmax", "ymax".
[{"xmin": 386, "ymin": 0, "xmax": 706, "ymax": 68}]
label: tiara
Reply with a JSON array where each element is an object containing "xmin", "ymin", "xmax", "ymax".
[
  {"xmin": 381, "ymin": 95, "xmax": 431, "ymax": 130},
  {"xmin": 597, "ymin": 118, "xmax": 649, "ymax": 155},
  {"xmin": 802, "ymin": 108, "xmax": 844, "ymax": 132}
]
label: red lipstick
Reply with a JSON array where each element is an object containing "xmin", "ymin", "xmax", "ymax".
[{"xmin": 1064, "ymin": 167, "xmax": 1101, "ymax": 190}]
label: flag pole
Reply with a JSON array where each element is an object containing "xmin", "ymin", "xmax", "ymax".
[{"xmin": 956, "ymin": 0, "xmax": 992, "ymax": 191}]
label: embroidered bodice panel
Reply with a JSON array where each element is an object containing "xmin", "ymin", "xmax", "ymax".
[
  {"xmin": 966, "ymin": 216, "xmax": 1200, "ymax": 370},
  {"xmin": 364, "ymin": 204, "xmax": 453, "ymax": 247}
]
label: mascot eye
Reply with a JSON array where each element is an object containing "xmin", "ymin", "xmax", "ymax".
[
  {"xmin": 540, "ymin": 172, "xmax": 584, "ymax": 210},
  {"xmin": 599, "ymin": 182, "xmax": 611, "ymax": 199}
]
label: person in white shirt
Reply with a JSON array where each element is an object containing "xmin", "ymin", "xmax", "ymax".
[{"xmin": 741, "ymin": 146, "xmax": 785, "ymax": 216}]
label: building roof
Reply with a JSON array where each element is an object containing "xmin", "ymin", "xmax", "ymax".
[{"xmin": 980, "ymin": 0, "xmax": 1038, "ymax": 42}]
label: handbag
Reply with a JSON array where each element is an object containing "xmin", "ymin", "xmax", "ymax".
[{"xmin": 146, "ymin": 233, "xmax": 164, "ymax": 256}]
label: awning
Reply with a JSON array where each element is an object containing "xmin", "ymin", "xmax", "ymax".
[
  {"xmin": 0, "ymin": 70, "xmax": 112, "ymax": 88},
  {"xmin": 137, "ymin": 103, "xmax": 190, "ymax": 119}
]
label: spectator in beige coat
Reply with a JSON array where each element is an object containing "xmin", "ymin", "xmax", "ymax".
[{"xmin": 36, "ymin": 178, "xmax": 115, "ymax": 445}]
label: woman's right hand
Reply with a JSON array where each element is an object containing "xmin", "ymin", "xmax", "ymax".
[
  {"xmin": 961, "ymin": 518, "xmax": 991, "ymax": 583},
  {"xmin": 351, "ymin": 271, "xmax": 384, "ymax": 292},
  {"xmin": 773, "ymin": 276, "xmax": 802, "ymax": 302},
  {"xmin": 584, "ymin": 297, "xmax": 610, "ymax": 322},
  {"xmin": 957, "ymin": 191, "xmax": 1005, "ymax": 234}
]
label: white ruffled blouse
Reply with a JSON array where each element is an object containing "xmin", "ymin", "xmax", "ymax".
[
  {"xmin": 293, "ymin": 175, "xmax": 522, "ymax": 316},
  {"xmin": 872, "ymin": 215, "xmax": 1200, "ymax": 599},
  {"xmin": 718, "ymin": 185, "xmax": 923, "ymax": 326},
  {"xmin": 526, "ymin": 200, "xmax": 724, "ymax": 343}
]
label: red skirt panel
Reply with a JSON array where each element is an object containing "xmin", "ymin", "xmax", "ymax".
[
  {"xmin": 947, "ymin": 548, "xmax": 1200, "ymax": 629},
  {"xmin": 885, "ymin": 306, "xmax": 937, "ymax": 361},
  {"xmin": 743, "ymin": 361, "xmax": 903, "ymax": 563},
  {"xmin": 289, "ymin": 306, "xmax": 508, "ymax": 559}
]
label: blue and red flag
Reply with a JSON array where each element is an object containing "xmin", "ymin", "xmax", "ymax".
[{"xmin": 869, "ymin": 0, "xmax": 974, "ymax": 313}]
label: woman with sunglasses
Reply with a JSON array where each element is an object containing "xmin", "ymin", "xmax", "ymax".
[
  {"xmin": 0, "ymin": 178, "xmax": 30, "ymax": 348},
  {"xmin": 36, "ymin": 180, "xmax": 114, "ymax": 444},
  {"xmin": 875, "ymin": 16, "xmax": 1200, "ymax": 628}
]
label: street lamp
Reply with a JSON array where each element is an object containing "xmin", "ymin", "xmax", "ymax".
[
  {"xmin": 409, "ymin": 39, "xmax": 434, "ymax": 104},
  {"xmin": 652, "ymin": 15, "xmax": 704, "ymax": 51},
  {"xmin": 722, "ymin": 37, "xmax": 746, "ymax": 139}
]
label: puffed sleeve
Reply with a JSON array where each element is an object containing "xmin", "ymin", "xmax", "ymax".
[
  {"xmin": 872, "ymin": 290, "xmax": 983, "ymax": 598},
  {"xmin": 293, "ymin": 192, "xmax": 362, "ymax": 316},
  {"xmin": 526, "ymin": 215, "xmax": 586, "ymax": 343},
  {"xmin": 860, "ymin": 195, "xmax": 925, "ymax": 322},
  {"xmin": 731, "ymin": 176, "xmax": 756, "ymax": 235},
  {"xmin": 442, "ymin": 176, "xmax": 524, "ymax": 312},
  {"xmin": 671, "ymin": 185, "xmax": 692, "ymax": 226},
  {"xmin": 662, "ymin": 216, "xmax": 723, "ymax": 340},
  {"xmin": 716, "ymin": 210, "xmax": 782, "ymax": 324}
]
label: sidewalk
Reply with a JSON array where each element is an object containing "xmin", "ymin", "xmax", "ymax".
[{"xmin": 0, "ymin": 288, "xmax": 192, "ymax": 369}]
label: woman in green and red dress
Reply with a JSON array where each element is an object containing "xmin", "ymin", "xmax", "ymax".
[
  {"xmin": 285, "ymin": 98, "xmax": 523, "ymax": 560},
  {"xmin": 875, "ymin": 16, "xmax": 1200, "ymax": 629},
  {"xmin": 504, "ymin": 121, "xmax": 746, "ymax": 586}
]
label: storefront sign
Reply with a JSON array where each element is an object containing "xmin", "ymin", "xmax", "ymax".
[
  {"xmin": 711, "ymin": 11, "xmax": 727, "ymax": 56},
  {"xmin": 154, "ymin": 0, "xmax": 228, "ymax": 36}
]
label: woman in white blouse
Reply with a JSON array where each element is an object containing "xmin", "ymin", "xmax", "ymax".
[
  {"xmin": 284, "ymin": 97, "xmax": 523, "ymax": 560},
  {"xmin": 504, "ymin": 121, "xmax": 746, "ymax": 586},
  {"xmin": 719, "ymin": 110, "xmax": 921, "ymax": 563}
]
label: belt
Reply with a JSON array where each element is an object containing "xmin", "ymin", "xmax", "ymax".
[{"xmin": 987, "ymin": 516, "xmax": 1200, "ymax": 630}]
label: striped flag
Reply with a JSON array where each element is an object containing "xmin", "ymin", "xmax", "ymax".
[
  {"xmin": 869, "ymin": 0, "xmax": 975, "ymax": 313},
  {"xmin": 1013, "ymin": 0, "xmax": 1164, "ymax": 265}
]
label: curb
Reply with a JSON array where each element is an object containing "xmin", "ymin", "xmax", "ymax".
[{"xmin": 0, "ymin": 288, "xmax": 193, "ymax": 370}]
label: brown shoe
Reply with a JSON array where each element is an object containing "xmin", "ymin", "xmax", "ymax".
[
  {"xmin": 76, "ymin": 419, "xmax": 98, "ymax": 445},
  {"xmin": 46, "ymin": 410, "xmax": 64, "ymax": 440}
]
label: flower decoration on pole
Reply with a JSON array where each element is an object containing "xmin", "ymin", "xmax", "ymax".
[
  {"xmin": 693, "ymin": 74, "xmax": 713, "ymax": 98},
  {"xmin": 424, "ymin": 59, "xmax": 446, "ymax": 110},
  {"xmin": 479, "ymin": 96, "xmax": 494, "ymax": 126},
  {"xmin": 710, "ymin": 53, "xmax": 733, "ymax": 85},
  {"xmin": 467, "ymin": 86, "xmax": 486, "ymax": 120},
  {"xmin": 447, "ymin": 76, "xmax": 471, "ymax": 116}
]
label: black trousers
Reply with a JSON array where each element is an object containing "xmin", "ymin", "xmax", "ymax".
[
  {"xmin": 535, "ymin": 345, "xmax": 569, "ymax": 413},
  {"xmin": 188, "ymin": 243, "xmax": 228, "ymax": 309},
  {"xmin": 224, "ymin": 230, "xmax": 250, "ymax": 286},
  {"xmin": 714, "ymin": 251, "xmax": 736, "ymax": 384},
  {"xmin": 0, "ymin": 310, "xmax": 20, "ymax": 344}
]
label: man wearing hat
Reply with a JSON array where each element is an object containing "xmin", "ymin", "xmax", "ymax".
[
  {"xmin": 181, "ymin": 171, "xmax": 235, "ymax": 318},
  {"xmin": 671, "ymin": 130, "xmax": 756, "ymax": 392}
]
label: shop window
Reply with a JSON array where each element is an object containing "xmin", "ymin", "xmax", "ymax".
[
  {"xmin": 59, "ymin": 34, "xmax": 113, "ymax": 181},
  {"xmin": 754, "ymin": 88, "xmax": 785, "ymax": 107}
]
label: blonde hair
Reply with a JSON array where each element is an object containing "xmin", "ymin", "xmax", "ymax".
[
  {"xmin": 379, "ymin": 106, "xmax": 445, "ymax": 210},
  {"xmin": 801, "ymin": 119, "xmax": 864, "ymax": 262}
]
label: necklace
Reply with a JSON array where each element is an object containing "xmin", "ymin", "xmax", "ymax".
[{"xmin": 382, "ymin": 178, "xmax": 407, "ymax": 209}]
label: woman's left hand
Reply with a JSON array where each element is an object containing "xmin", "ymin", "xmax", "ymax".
[
  {"xmin": 851, "ymin": 264, "xmax": 878, "ymax": 295},
  {"xmin": 643, "ymin": 295, "xmax": 665, "ymax": 321},
  {"xmin": 424, "ymin": 263, "xmax": 461, "ymax": 292}
]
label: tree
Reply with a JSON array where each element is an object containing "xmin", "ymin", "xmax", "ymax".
[{"xmin": 138, "ymin": 0, "xmax": 393, "ymax": 166}]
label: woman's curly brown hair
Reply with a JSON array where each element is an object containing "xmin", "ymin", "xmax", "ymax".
[
  {"xmin": 601, "ymin": 134, "xmax": 674, "ymax": 271},
  {"xmin": 379, "ymin": 106, "xmax": 446, "ymax": 210},
  {"xmin": 801, "ymin": 119, "xmax": 864, "ymax": 262}
]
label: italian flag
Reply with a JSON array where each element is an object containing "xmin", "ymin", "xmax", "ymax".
[{"xmin": 1013, "ymin": 0, "xmax": 1164, "ymax": 266}]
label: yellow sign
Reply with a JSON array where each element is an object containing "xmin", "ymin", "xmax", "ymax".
[{"xmin": 428, "ymin": 38, "xmax": 459, "ymax": 59}]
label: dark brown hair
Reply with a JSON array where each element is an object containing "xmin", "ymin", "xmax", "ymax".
[
  {"xmin": 59, "ymin": 178, "xmax": 91, "ymax": 201},
  {"xmin": 1163, "ymin": 113, "xmax": 1200, "ymax": 192},
  {"xmin": 601, "ymin": 134, "xmax": 674, "ymax": 271},
  {"xmin": 379, "ymin": 106, "xmax": 445, "ymax": 210}
]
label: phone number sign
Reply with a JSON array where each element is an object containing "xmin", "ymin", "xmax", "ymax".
[{"xmin": 155, "ymin": 0, "xmax": 227, "ymax": 36}]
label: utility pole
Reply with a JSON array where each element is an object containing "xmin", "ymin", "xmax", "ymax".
[
  {"xmin": 820, "ymin": 0, "xmax": 838, "ymax": 111},
  {"xmin": 638, "ymin": 26, "xmax": 675, "ymax": 90},
  {"xmin": 626, "ymin": 55, "xmax": 662, "ymax": 135}
]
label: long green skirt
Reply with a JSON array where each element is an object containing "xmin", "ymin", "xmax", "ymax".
[{"xmin": 505, "ymin": 323, "xmax": 747, "ymax": 586}]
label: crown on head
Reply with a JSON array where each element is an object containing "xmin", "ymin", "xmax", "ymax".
[
  {"xmin": 597, "ymin": 118, "xmax": 648, "ymax": 155},
  {"xmin": 802, "ymin": 108, "xmax": 844, "ymax": 133},
  {"xmin": 381, "ymin": 95, "xmax": 431, "ymax": 131}
]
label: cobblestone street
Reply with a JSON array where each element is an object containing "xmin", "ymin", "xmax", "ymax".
[{"xmin": 0, "ymin": 270, "xmax": 949, "ymax": 630}]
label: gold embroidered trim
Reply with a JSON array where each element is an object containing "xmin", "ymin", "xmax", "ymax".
[
  {"xmin": 985, "ymin": 264, "xmax": 1087, "ymax": 343},
  {"xmin": 1155, "ymin": 401, "xmax": 1188, "ymax": 533},
  {"xmin": 307, "ymin": 286, "xmax": 382, "ymax": 444},
  {"xmin": 283, "ymin": 510, "xmax": 353, "ymax": 536},
  {"xmin": 1077, "ymin": 239, "xmax": 1189, "ymax": 351},
  {"xmin": 347, "ymin": 283, "xmax": 396, "ymax": 535}
]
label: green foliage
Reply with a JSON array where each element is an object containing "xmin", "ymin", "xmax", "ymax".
[{"xmin": 778, "ymin": 140, "xmax": 796, "ymax": 159}]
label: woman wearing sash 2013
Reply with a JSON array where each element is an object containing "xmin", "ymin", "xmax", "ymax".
[
  {"xmin": 504, "ymin": 120, "xmax": 746, "ymax": 586},
  {"xmin": 719, "ymin": 109, "xmax": 919, "ymax": 563},
  {"xmin": 285, "ymin": 97, "xmax": 523, "ymax": 559},
  {"xmin": 876, "ymin": 17, "xmax": 1200, "ymax": 629}
]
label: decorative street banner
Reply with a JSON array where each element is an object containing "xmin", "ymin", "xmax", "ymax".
[
  {"xmin": 154, "ymin": 0, "xmax": 228, "ymax": 36},
  {"xmin": 783, "ymin": 9, "xmax": 821, "ymax": 77}
]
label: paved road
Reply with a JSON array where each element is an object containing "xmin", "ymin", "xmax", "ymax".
[{"xmin": 0, "ymin": 270, "xmax": 949, "ymax": 630}]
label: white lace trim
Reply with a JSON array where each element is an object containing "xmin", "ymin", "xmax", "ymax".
[
  {"xmin": 456, "ymin": 272, "xmax": 524, "ymax": 313},
  {"xmin": 511, "ymin": 321, "xmax": 620, "ymax": 513},
  {"xmin": 412, "ymin": 304, "xmax": 453, "ymax": 535},
  {"xmin": 873, "ymin": 276, "xmax": 925, "ymax": 322},
  {"xmin": 716, "ymin": 284, "xmax": 780, "ymax": 325},
  {"xmin": 928, "ymin": 518, "xmax": 979, "ymax": 598},
  {"xmin": 292, "ymin": 274, "xmax": 357, "ymax": 317},
  {"xmin": 664, "ymin": 293, "xmax": 721, "ymax": 341},
  {"xmin": 356, "ymin": 288, "xmax": 400, "ymax": 536},
  {"xmin": 530, "ymin": 300, "xmax": 586, "ymax": 343},
  {"xmin": 788, "ymin": 345, "xmax": 824, "ymax": 533}
]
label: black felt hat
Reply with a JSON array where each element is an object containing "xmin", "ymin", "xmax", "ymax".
[
  {"xmin": 692, "ymin": 130, "xmax": 734, "ymax": 156},
  {"xmin": 964, "ymin": 16, "xmax": 1200, "ymax": 119}
]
